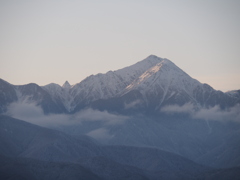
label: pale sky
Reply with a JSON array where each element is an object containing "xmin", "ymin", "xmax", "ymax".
[{"xmin": 0, "ymin": 0, "xmax": 239, "ymax": 92}]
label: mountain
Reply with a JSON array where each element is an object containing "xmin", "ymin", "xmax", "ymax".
[
  {"xmin": 1, "ymin": 55, "xmax": 240, "ymax": 179},
  {"xmin": 0, "ymin": 115, "xmax": 102, "ymax": 161},
  {"xmin": 89, "ymin": 56, "xmax": 239, "ymax": 114},
  {"xmin": 0, "ymin": 155, "xmax": 102, "ymax": 180},
  {"xmin": 0, "ymin": 55, "xmax": 239, "ymax": 114},
  {"xmin": 53, "ymin": 113, "xmax": 240, "ymax": 169},
  {"xmin": 1, "ymin": 115, "xmax": 240, "ymax": 180},
  {"xmin": 0, "ymin": 79, "xmax": 18, "ymax": 113},
  {"xmin": 0, "ymin": 79, "xmax": 67, "ymax": 114},
  {"xmin": 0, "ymin": 115, "xmax": 216, "ymax": 180},
  {"xmin": 42, "ymin": 82, "xmax": 73, "ymax": 112},
  {"xmin": 62, "ymin": 81, "xmax": 72, "ymax": 89},
  {"xmin": 67, "ymin": 55, "xmax": 240, "ymax": 113}
]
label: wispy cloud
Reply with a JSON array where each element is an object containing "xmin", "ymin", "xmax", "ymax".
[
  {"xmin": 194, "ymin": 104, "xmax": 240, "ymax": 122},
  {"xmin": 86, "ymin": 128, "xmax": 113, "ymax": 141},
  {"xmin": 161, "ymin": 103, "xmax": 240, "ymax": 122},
  {"xmin": 161, "ymin": 103, "xmax": 194, "ymax": 115},
  {"xmin": 6, "ymin": 102, "xmax": 78, "ymax": 127},
  {"xmin": 124, "ymin": 100, "xmax": 143, "ymax": 109},
  {"xmin": 74, "ymin": 108, "xmax": 128, "ymax": 125},
  {"xmin": 5, "ymin": 101, "xmax": 128, "ymax": 128}
]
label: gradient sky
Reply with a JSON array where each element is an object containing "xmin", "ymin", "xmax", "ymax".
[{"xmin": 0, "ymin": 0, "xmax": 239, "ymax": 92}]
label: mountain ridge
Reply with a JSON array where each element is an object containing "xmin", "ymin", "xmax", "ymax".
[{"xmin": 0, "ymin": 55, "xmax": 239, "ymax": 114}]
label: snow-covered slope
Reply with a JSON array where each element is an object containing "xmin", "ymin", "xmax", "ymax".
[
  {"xmin": 87, "ymin": 56, "xmax": 239, "ymax": 113},
  {"xmin": 41, "ymin": 55, "xmax": 165, "ymax": 112},
  {"xmin": 124, "ymin": 59, "xmax": 201, "ymax": 94},
  {"xmin": 121, "ymin": 59, "xmax": 202, "ymax": 107},
  {"xmin": 71, "ymin": 54, "xmax": 238, "ymax": 113},
  {"xmin": 39, "ymin": 54, "xmax": 217, "ymax": 113},
  {"xmin": 69, "ymin": 55, "xmax": 164, "ymax": 109}
]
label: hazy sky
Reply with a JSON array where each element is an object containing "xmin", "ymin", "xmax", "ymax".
[{"xmin": 0, "ymin": 0, "xmax": 239, "ymax": 91}]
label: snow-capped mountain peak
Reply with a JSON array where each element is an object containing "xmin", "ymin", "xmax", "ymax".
[
  {"xmin": 1, "ymin": 55, "xmax": 238, "ymax": 114},
  {"xmin": 124, "ymin": 58, "xmax": 200, "ymax": 93},
  {"xmin": 117, "ymin": 57, "xmax": 205, "ymax": 109}
]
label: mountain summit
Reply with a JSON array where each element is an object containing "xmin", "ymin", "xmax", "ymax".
[{"xmin": 62, "ymin": 81, "xmax": 71, "ymax": 89}]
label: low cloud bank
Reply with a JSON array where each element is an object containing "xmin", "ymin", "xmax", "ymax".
[
  {"xmin": 5, "ymin": 101, "xmax": 128, "ymax": 128},
  {"xmin": 161, "ymin": 103, "xmax": 240, "ymax": 122},
  {"xmin": 194, "ymin": 105, "xmax": 240, "ymax": 122},
  {"xmin": 161, "ymin": 103, "xmax": 195, "ymax": 114}
]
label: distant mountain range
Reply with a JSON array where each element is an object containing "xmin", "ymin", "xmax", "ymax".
[
  {"xmin": 0, "ymin": 55, "xmax": 239, "ymax": 114},
  {"xmin": 1, "ymin": 55, "xmax": 240, "ymax": 179},
  {"xmin": 1, "ymin": 115, "xmax": 240, "ymax": 180}
]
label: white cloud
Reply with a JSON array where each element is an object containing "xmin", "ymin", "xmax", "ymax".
[
  {"xmin": 86, "ymin": 128, "xmax": 113, "ymax": 141},
  {"xmin": 160, "ymin": 103, "xmax": 195, "ymax": 114},
  {"xmin": 5, "ymin": 102, "xmax": 129, "ymax": 127},
  {"xmin": 124, "ymin": 100, "xmax": 142, "ymax": 109},
  {"xmin": 74, "ymin": 108, "xmax": 128, "ymax": 125},
  {"xmin": 6, "ymin": 102, "xmax": 78, "ymax": 127},
  {"xmin": 161, "ymin": 103, "xmax": 240, "ymax": 122},
  {"xmin": 194, "ymin": 104, "xmax": 240, "ymax": 122}
]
